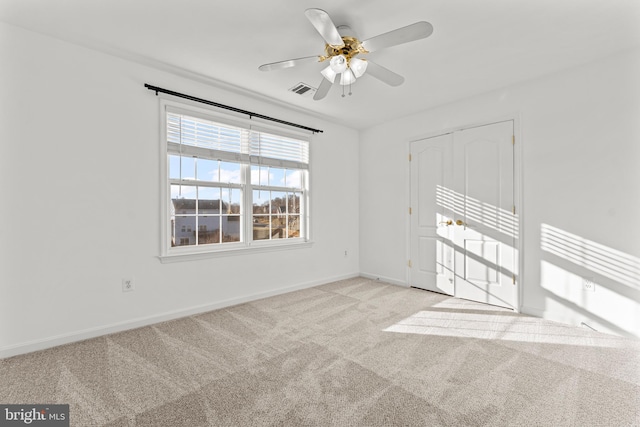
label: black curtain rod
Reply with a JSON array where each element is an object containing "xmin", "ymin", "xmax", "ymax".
[{"xmin": 144, "ymin": 84, "xmax": 323, "ymax": 134}]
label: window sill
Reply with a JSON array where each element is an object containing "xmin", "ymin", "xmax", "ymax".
[{"xmin": 158, "ymin": 240, "xmax": 314, "ymax": 263}]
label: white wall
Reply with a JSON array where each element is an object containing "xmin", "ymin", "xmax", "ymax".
[
  {"xmin": 0, "ymin": 23, "xmax": 360, "ymax": 357},
  {"xmin": 359, "ymin": 48, "xmax": 640, "ymax": 338}
]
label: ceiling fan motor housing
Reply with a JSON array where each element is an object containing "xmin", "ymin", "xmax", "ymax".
[{"xmin": 324, "ymin": 36, "xmax": 368, "ymax": 65}]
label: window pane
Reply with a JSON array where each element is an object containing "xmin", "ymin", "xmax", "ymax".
[
  {"xmin": 285, "ymin": 169, "xmax": 302, "ymax": 189},
  {"xmin": 253, "ymin": 215, "xmax": 270, "ymax": 240},
  {"xmin": 172, "ymin": 216, "xmax": 196, "ymax": 247},
  {"xmin": 171, "ymin": 185, "xmax": 197, "ymax": 214},
  {"xmin": 288, "ymin": 215, "xmax": 300, "ymax": 238},
  {"xmin": 288, "ymin": 193, "xmax": 301, "ymax": 214},
  {"xmin": 169, "ymin": 155, "xmax": 181, "ymax": 180},
  {"xmin": 253, "ymin": 190, "xmax": 270, "ymax": 214},
  {"xmin": 222, "ymin": 188, "xmax": 241, "ymax": 214},
  {"xmin": 270, "ymin": 191, "xmax": 286, "ymax": 239},
  {"xmin": 181, "ymin": 157, "xmax": 196, "ymax": 180},
  {"xmin": 270, "ymin": 167, "xmax": 286, "ymax": 186},
  {"xmin": 271, "ymin": 191, "xmax": 286, "ymax": 215},
  {"xmin": 220, "ymin": 161, "xmax": 242, "ymax": 184},
  {"xmin": 251, "ymin": 165, "xmax": 269, "ymax": 186},
  {"xmin": 198, "ymin": 216, "xmax": 220, "ymax": 245},
  {"xmin": 197, "ymin": 158, "xmax": 218, "ymax": 181},
  {"xmin": 198, "ymin": 187, "xmax": 221, "ymax": 214},
  {"xmin": 271, "ymin": 217, "xmax": 285, "ymax": 239},
  {"xmin": 222, "ymin": 216, "xmax": 241, "ymax": 242},
  {"xmin": 171, "ymin": 184, "xmax": 197, "ymax": 200}
]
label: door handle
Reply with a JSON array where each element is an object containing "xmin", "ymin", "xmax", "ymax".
[
  {"xmin": 439, "ymin": 220, "xmax": 453, "ymax": 226},
  {"xmin": 455, "ymin": 219, "xmax": 466, "ymax": 226}
]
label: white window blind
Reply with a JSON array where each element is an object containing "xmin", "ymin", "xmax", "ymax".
[
  {"xmin": 167, "ymin": 112, "xmax": 309, "ymax": 168},
  {"xmin": 249, "ymin": 132, "xmax": 309, "ymax": 169},
  {"xmin": 167, "ymin": 113, "xmax": 243, "ymax": 153}
]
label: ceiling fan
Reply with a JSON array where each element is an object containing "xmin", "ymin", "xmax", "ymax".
[{"xmin": 258, "ymin": 8, "xmax": 433, "ymax": 100}]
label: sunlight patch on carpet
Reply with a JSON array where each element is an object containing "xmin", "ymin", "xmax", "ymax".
[{"xmin": 383, "ymin": 307, "xmax": 628, "ymax": 348}]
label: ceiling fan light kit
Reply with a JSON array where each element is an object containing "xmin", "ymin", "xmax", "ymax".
[
  {"xmin": 340, "ymin": 68, "xmax": 356, "ymax": 86},
  {"xmin": 320, "ymin": 65, "xmax": 337, "ymax": 83},
  {"xmin": 328, "ymin": 55, "xmax": 348, "ymax": 74},
  {"xmin": 349, "ymin": 57, "xmax": 368, "ymax": 78},
  {"xmin": 259, "ymin": 8, "xmax": 433, "ymax": 100}
]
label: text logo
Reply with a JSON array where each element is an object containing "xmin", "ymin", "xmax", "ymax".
[{"xmin": 0, "ymin": 405, "xmax": 69, "ymax": 427}]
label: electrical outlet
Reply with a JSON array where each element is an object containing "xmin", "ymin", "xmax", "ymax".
[
  {"xmin": 583, "ymin": 277, "xmax": 595, "ymax": 292},
  {"xmin": 122, "ymin": 278, "xmax": 135, "ymax": 292}
]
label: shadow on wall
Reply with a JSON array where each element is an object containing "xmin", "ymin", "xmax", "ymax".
[{"xmin": 539, "ymin": 223, "xmax": 640, "ymax": 338}]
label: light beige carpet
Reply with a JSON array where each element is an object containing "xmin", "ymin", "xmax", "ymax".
[{"xmin": 1, "ymin": 277, "xmax": 639, "ymax": 426}]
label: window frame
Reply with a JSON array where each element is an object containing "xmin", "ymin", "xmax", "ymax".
[{"xmin": 158, "ymin": 99, "xmax": 312, "ymax": 263}]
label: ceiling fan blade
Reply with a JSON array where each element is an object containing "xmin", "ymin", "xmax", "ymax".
[
  {"xmin": 258, "ymin": 56, "xmax": 320, "ymax": 72},
  {"xmin": 314, "ymin": 78, "xmax": 332, "ymax": 100},
  {"xmin": 365, "ymin": 61, "xmax": 405, "ymax": 86},
  {"xmin": 362, "ymin": 21, "xmax": 433, "ymax": 52},
  {"xmin": 305, "ymin": 8, "xmax": 345, "ymax": 48}
]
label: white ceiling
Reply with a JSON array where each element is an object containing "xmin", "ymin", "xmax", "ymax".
[{"xmin": 2, "ymin": 0, "xmax": 639, "ymax": 129}]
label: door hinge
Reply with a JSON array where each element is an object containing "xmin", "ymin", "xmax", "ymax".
[
  {"xmin": 512, "ymin": 205, "xmax": 516, "ymax": 215},
  {"xmin": 512, "ymin": 274, "xmax": 516, "ymax": 285},
  {"xmin": 512, "ymin": 135, "xmax": 515, "ymax": 145},
  {"xmin": 408, "ymin": 260, "xmax": 413, "ymax": 268},
  {"xmin": 408, "ymin": 154, "xmax": 412, "ymax": 161},
  {"xmin": 409, "ymin": 207, "xmax": 412, "ymax": 215}
]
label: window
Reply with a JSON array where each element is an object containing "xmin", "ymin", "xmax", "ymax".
[{"xmin": 160, "ymin": 102, "xmax": 310, "ymax": 259}]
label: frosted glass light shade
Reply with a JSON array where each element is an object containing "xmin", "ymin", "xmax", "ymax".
[
  {"xmin": 350, "ymin": 57, "xmax": 368, "ymax": 78},
  {"xmin": 340, "ymin": 69, "xmax": 356, "ymax": 86},
  {"xmin": 321, "ymin": 65, "xmax": 337, "ymax": 83},
  {"xmin": 329, "ymin": 55, "xmax": 348, "ymax": 73}
]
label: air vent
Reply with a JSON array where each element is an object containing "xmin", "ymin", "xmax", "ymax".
[{"xmin": 289, "ymin": 82, "xmax": 316, "ymax": 97}]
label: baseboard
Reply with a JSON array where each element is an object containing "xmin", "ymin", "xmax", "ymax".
[
  {"xmin": 360, "ymin": 272, "xmax": 408, "ymax": 288},
  {"xmin": 0, "ymin": 272, "xmax": 360, "ymax": 359},
  {"xmin": 520, "ymin": 305, "xmax": 545, "ymax": 318},
  {"xmin": 520, "ymin": 304, "xmax": 640, "ymax": 339},
  {"xmin": 521, "ymin": 304, "xmax": 584, "ymax": 326}
]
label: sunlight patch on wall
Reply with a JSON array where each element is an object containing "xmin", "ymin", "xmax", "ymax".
[
  {"xmin": 540, "ymin": 260, "xmax": 637, "ymax": 320},
  {"xmin": 541, "ymin": 224, "xmax": 640, "ymax": 290},
  {"xmin": 540, "ymin": 224, "xmax": 640, "ymax": 337},
  {"xmin": 436, "ymin": 185, "xmax": 518, "ymax": 239}
]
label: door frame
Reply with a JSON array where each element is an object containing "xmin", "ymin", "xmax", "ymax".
[{"xmin": 406, "ymin": 114, "xmax": 524, "ymax": 312}]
